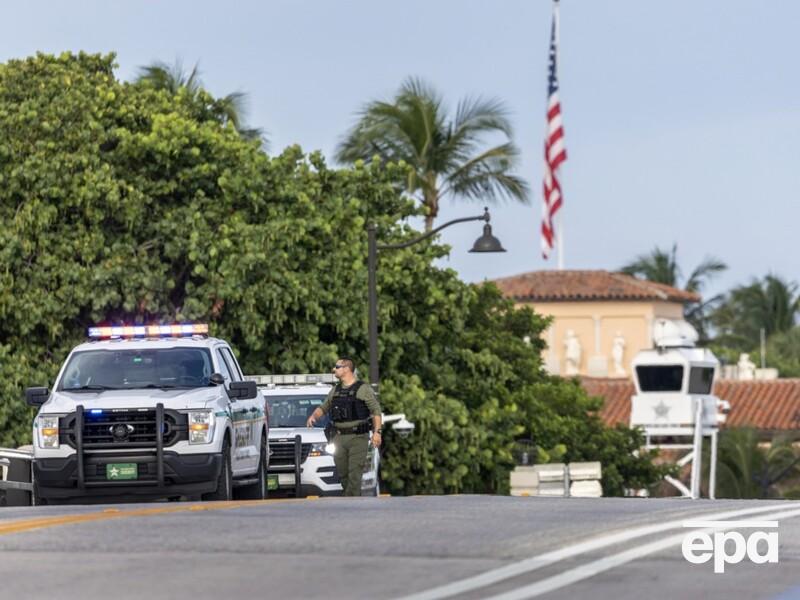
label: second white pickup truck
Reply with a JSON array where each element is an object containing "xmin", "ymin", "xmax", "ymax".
[{"xmin": 247, "ymin": 374, "xmax": 380, "ymax": 497}]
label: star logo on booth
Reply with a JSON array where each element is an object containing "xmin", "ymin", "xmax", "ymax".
[
  {"xmin": 653, "ymin": 401, "xmax": 671, "ymax": 420},
  {"xmin": 109, "ymin": 467, "xmax": 120, "ymax": 478}
]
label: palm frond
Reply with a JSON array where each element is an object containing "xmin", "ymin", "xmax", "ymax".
[
  {"xmin": 398, "ymin": 76, "xmax": 442, "ymax": 108},
  {"xmin": 184, "ymin": 62, "xmax": 202, "ymax": 95},
  {"xmin": 452, "ymin": 95, "xmax": 513, "ymax": 138},
  {"xmin": 685, "ymin": 256, "xmax": 727, "ymax": 293},
  {"xmin": 135, "ymin": 59, "xmax": 266, "ymax": 146},
  {"xmin": 135, "ymin": 62, "xmax": 175, "ymax": 91},
  {"xmin": 337, "ymin": 99, "xmax": 430, "ymax": 166},
  {"xmin": 619, "ymin": 245, "xmax": 679, "ymax": 287},
  {"xmin": 135, "ymin": 59, "xmax": 202, "ymax": 95},
  {"xmin": 444, "ymin": 143, "xmax": 528, "ymax": 202}
]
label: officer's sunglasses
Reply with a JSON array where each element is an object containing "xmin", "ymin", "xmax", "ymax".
[{"xmin": 333, "ymin": 364, "xmax": 346, "ymax": 370}]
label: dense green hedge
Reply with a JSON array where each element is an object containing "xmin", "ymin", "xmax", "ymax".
[{"xmin": 0, "ymin": 53, "xmax": 669, "ymax": 495}]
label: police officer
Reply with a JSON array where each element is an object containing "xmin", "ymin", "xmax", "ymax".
[{"xmin": 306, "ymin": 357, "xmax": 381, "ymax": 496}]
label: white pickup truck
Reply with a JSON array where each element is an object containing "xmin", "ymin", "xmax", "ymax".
[
  {"xmin": 248, "ymin": 374, "xmax": 380, "ymax": 497},
  {"xmin": 26, "ymin": 324, "xmax": 269, "ymax": 504}
]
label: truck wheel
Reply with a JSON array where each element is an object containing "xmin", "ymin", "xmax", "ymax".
[
  {"xmin": 236, "ymin": 432, "xmax": 267, "ymax": 500},
  {"xmin": 203, "ymin": 438, "xmax": 232, "ymax": 501}
]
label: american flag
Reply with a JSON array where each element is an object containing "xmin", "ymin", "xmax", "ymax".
[{"xmin": 541, "ymin": 4, "xmax": 567, "ymax": 260}]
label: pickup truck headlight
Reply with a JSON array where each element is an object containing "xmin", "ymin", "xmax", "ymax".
[
  {"xmin": 309, "ymin": 442, "xmax": 335, "ymax": 457},
  {"xmin": 36, "ymin": 415, "xmax": 60, "ymax": 449},
  {"xmin": 188, "ymin": 410, "xmax": 215, "ymax": 444}
]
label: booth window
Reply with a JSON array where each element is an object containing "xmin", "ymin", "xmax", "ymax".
[
  {"xmin": 636, "ymin": 365, "xmax": 684, "ymax": 392},
  {"xmin": 688, "ymin": 367, "xmax": 715, "ymax": 394}
]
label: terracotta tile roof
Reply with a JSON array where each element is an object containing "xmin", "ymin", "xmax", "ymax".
[
  {"xmin": 582, "ymin": 377, "xmax": 635, "ymax": 426},
  {"xmin": 582, "ymin": 378, "xmax": 800, "ymax": 432},
  {"xmin": 713, "ymin": 380, "xmax": 800, "ymax": 432},
  {"xmin": 492, "ymin": 270, "xmax": 700, "ymax": 303}
]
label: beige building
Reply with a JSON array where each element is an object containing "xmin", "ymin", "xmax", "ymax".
[{"xmin": 492, "ymin": 270, "xmax": 699, "ymax": 378}]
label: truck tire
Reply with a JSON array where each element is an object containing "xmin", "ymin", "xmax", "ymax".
[
  {"xmin": 203, "ymin": 438, "xmax": 232, "ymax": 501},
  {"xmin": 236, "ymin": 432, "xmax": 267, "ymax": 500},
  {"xmin": 31, "ymin": 466, "xmax": 46, "ymax": 506}
]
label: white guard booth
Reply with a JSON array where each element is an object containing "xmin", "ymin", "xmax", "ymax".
[{"xmin": 630, "ymin": 319, "xmax": 729, "ymax": 499}]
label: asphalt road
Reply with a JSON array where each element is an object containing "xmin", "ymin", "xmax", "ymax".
[{"xmin": 1, "ymin": 495, "xmax": 799, "ymax": 600}]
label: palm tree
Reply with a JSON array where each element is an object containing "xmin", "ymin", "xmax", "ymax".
[
  {"xmin": 712, "ymin": 274, "xmax": 800, "ymax": 352},
  {"xmin": 620, "ymin": 244, "xmax": 727, "ymax": 341},
  {"xmin": 763, "ymin": 326, "xmax": 800, "ymax": 377},
  {"xmin": 620, "ymin": 245, "xmax": 681, "ymax": 287},
  {"xmin": 336, "ymin": 77, "xmax": 528, "ymax": 231},
  {"xmin": 708, "ymin": 428, "xmax": 800, "ymax": 498},
  {"xmin": 620, "ymin": 244, "xmax": 727, "ymax": 293},
  {"xmin": 135, "ymin": 60, "xmax": 265, "ymax": 144}
]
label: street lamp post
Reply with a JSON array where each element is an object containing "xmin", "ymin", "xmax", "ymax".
[{"xmin": 367, "ymin": 207, "xmax": 506, "ymax": 391}]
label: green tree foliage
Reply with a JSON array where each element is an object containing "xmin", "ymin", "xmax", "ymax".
[
  {"xmin": 711, "ymin": 274, "xmax": 800, "ymax": 360},
  {"xmin": 0, "ymin": 53, "xmax": 666, "ymax": 496},
  {"xmin": 762, "ymin": 327, "xmax": 800, "ymax": 377},
  {"xmin": 136, "ymin": 59, "xmax": 265, "ymax": 145},
  {"xmin": 377, "ymin": 299, "xmax": 672, "ymax": 497},
  {"xmin": 335, "ymin": 77, "xmax": 528, "ymax": 231},
  {"xmin": 707, "ymin": 428, "xmax": 800, "ymax": 498},
  {"xmin": 620, "ymin": 244, "xmax": 727, "ymax": 342}
]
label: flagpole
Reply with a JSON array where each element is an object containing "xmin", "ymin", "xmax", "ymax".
[
  {"xmin": 557, "ymin": 218, "xmax": 564, "ymax": 270},
  {"xmin": 554, "ymin": 0, "xmax": 564, "ymax": 271}
]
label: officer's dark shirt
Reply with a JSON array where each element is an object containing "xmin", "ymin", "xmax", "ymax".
[{"xmin": 320, "ymin": 381, "xmax": 380, "ymax": 430}]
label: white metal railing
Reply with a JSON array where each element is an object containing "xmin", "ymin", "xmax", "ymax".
[{"xmin": 0, "ymin": 448, "xmax": 34, "ymax": 505}]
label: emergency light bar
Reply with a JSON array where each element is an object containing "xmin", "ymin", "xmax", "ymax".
[
  {"xmin": 87, "ymin": 323, "xmax": 209, "ymax": 339},
  {"xmin": 245, "ymin": 373, "xmax": 336, "ymax": 386}
]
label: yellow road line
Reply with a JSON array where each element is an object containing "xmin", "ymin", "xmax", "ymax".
[{"xmin": 0, "ymin": 498, "xmax": 298, "ymax": 537}]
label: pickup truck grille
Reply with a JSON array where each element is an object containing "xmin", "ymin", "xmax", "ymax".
[
  {"xmin": 60, "ymin": 409, "xmax": 188, "ymax": 449},
  {"xmin": 269, "ymin": 441, "xmax": 312, "ymax": 466}
]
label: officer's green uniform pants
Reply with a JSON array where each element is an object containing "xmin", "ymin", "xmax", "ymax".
[{"xmin": 333, "ymin": 433, "xmax": 369, "ymax": 496}]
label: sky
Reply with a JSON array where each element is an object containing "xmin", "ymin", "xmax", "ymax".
[{"xmin": 2, "ymin": 0, "xmax": 799, "ymax": 300}]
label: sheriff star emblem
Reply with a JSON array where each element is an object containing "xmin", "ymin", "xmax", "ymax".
[
  {"xmin": 109, "ymin": 466, "xmax": 120, "ymax": 478},
  {"xmin": 653, "ymin": 400, "xmax": 671, "ymax": 420}
]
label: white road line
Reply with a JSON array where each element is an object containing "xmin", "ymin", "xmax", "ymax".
[
  {"xmin": 484, "ymin": 506, "xmax": 800, "ymax": 600},
  {"xmin": 401, "ymin": 502, "xmax": 800, "ymax": 600}
]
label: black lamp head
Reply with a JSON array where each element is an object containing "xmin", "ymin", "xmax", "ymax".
[{"xmin": 469, "ymin": 209, "xmax": 506, "ymax": 253}]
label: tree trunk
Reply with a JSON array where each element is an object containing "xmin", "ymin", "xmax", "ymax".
[{"xmin": 423, "ymin": 187, "xmax": 439, "ymax": 232}]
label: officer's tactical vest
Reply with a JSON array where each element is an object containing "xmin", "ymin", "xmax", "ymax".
[{"xmin": 330, "ymin": 381, "xmax": 370, "ymax": 423}]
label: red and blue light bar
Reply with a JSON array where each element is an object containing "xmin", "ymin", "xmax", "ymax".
[{"xmin": 87, "ymin": 323, "xmax": 209, "ymax": 339}]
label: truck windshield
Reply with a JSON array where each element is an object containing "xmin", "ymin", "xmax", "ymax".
[
  {"xmin": 267, "ymin": 395, "xmax": 330, "ymax": 428},
  {"xmin": 59, "ymin": 348, "xmax": 213, "ymax": 391}
]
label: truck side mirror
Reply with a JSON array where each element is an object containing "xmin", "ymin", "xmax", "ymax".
[
  {"xmin": 227, "ymin": 381, "xmax": 257, "ymax": 400},
  {"xmin": 25, "ymin": 387, "xmax": 49, "ymax": 407}
]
